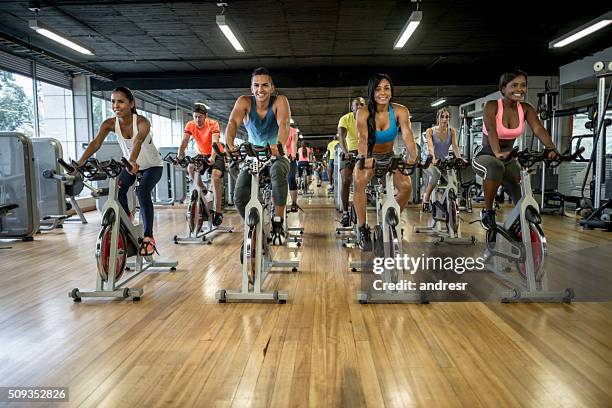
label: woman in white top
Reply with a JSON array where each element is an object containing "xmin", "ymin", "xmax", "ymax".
[{"xmin": 76, "ymin": 87, "xmax": 164, "ymax": 256}]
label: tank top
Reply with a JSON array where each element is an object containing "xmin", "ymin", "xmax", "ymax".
[
  {"xmin": 374, "ymin": 104, "xmax": 398, "ymax": 144},
  {"xmin": 423, "ymin": 127, "xmax": 453, "ymax": 161},
  {"xmin": 298, "ymin": 147, "xmax": 311, "ymax": 162},
  {"xmin": 483, "ymin": 99, "xmax": 524, "ymax": 140},
  {"xmin": 244, "ymin": 96, "xmax": 279, "ymax": 146},
  {"xmin": 285, "ymin": 127, "xmax": 297, "ymax": 157},
  {"xmin": 115, "ymin": 114, "xmax": 163, "ymax": 169}
]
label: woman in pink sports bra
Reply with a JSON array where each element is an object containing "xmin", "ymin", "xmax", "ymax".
[{"xmin": 472, "ymin": 69, "xmax": 559, "ymax": 230}]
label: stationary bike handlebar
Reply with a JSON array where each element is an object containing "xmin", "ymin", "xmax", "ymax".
[
  {"xmin": 225, "ymin": 142, "xmax": 285, "ymax": 164},
  {"xmin": 434, "ymin": 154, "xmax": 469, "ymax": 171},
  {"xmin": 163, "ymin": 152, "xmax": 210, "ymax": 171},
  {"xmin": 503, "ymin": 146, "xmax": 586, "ymax": 169},
  {"xmin": 368, "ymin": 155, "xmax": 432, "ymax": 177},
  {"xmin": 58, "ymin": 157, "xmax": 129, "ymax": 180}
]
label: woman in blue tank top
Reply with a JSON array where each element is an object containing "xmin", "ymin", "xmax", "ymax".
[
  {"xmin": 421, "ymin": 108, "xmax": 466, "ymax": 212},
  {"xmin": 352, "ymin": 73, "xmax": 419, "ymax": 251}
]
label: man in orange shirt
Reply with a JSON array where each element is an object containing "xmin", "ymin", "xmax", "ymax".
[{"xmin": 178, "ymin": 102, "xmax": 225, "ymax": 226}]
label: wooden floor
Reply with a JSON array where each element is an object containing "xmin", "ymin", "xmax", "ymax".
[{"xmin": 1, "ymin": 186, "xmax": 612, "ymax": 407}]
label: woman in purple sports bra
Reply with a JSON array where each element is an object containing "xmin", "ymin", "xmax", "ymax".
[{"xmin": 472, "ymin": 69, "xmax": 559, "ymax": 230}]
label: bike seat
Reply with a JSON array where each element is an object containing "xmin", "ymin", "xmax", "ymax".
[
  {"xmin": 247, "ymin": 207, "xmax": 260, "ymax": 227},
  {"xmin": 385, "ymin": 208, "xmax": 399, "ymax": 227}
]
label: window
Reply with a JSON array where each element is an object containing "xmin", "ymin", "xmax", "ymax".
[
  {"xmin": 37, "ymin": 81, "xmax": 75, "ymax": 159},
  {"xmin": 0, "ymin": 70, "xmax": 35, "ymax": 136}
]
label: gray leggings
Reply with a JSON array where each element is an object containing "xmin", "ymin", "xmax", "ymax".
[
  {"xmin": 423, "ymin": 165, "xmax": 442, "ymax": 189},
  {"xmin": 234, "ymin": 156, "xmax": 290, "ymax": 218},
  {"xmin": 472, "ymin": 153, "xmax": 521, "ymax": 204}
]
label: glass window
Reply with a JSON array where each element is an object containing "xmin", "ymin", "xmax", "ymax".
[
  {"xmin": 0, "ymin": 70, "xmax": 35, "ymax": 136},
  {"xmin": 37, "ymin": 81, "xmax": 75, "ymax": 160}
]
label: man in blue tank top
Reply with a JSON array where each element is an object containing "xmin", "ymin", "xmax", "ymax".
[{"xmin": 226, "ymin": 67, "xmax": 291, "ymax": 245}]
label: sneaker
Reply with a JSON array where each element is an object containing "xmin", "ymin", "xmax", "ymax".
[
  {"xmin": 213, "ymin": 211, "xmax": 223, "ymax": 227},
  {"xmin": 340, "ymin": 211, "xmax": 351, "ymax": 228},
  {"xmin": 422, "ymin": 202, "xmax": 431, "ymax": 212},
  {"xmin": 480, "ymin": 209, "xmax": 497, "ymax": 230},
  {"xmin": 357, "ymin": 224, "xmax": 372, "ymax": 251},
  {"xmin": 327, "ymin": 186, "xmax": 334, "ymax": 193},
  {"xmin": 317, "ymin": 182, "xmax": 322, "ymax": 187},
  {"xmin": 290, "ymin": 203, "xmax": 299, "ymax": 213},
  {"xmin": 270, "ymin": 216, "xmax": 286, "ymax": 246}
]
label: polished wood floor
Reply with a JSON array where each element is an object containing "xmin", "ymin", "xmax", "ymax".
[{"xmin": 1, "ymin": 186, "xmax": 611, "ymax": 407}]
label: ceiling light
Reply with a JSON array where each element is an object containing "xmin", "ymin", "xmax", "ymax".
[
  {"xmin": 216, "ymin": 15, "xmax": 244, "ymax": 52},
  {"xmin": 29, "ymin": 20, "xmax": 94, "ymax": 55},
  {"xmin": 393, "ymin": 11, "xmax": 422, "ymax": 49},
  {"xmin": 549, "ymin": 11, "xmax": 612, "ymax": 48},
  {"xmin": 431, "ymin": 97, "xmax": 446, "ymax": 107}
]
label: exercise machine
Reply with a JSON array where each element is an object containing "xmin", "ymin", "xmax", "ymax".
[
  {"xmin": 357, "ymin": 155, "xmax": 430, "ymax": 304},
  {"xmin": 580, "ymin": 61, "xmax": 612, "ymax": 230},
  {"xmin": 0, "ymin": 132, "xmax": 39, "ymax": 241},
  {"xmin": 415, "ymin": 154, "xmax": 476, "ymax": 245},
  {"xmin": 484, "ymin": 147, "xmax": 583, "ymax": 302},
  {"xmin": 163, "ymin": 152, "xmax": 233, "ymax": 244},
  {"xmin": 62, "ymin": 157, "xmax": 178, "ymax": 302},
  {"xmin": 216, "ymin": 143, "xmax": 298, "ymax": 303}
]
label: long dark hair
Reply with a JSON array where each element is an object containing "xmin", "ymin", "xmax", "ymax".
[
  {"xmin": 112, "ymin": 86, "xmax": 137, "ymax": 114},
  {"xmin": 366, "ymin": 73, "xmax": 394, "ymax": 154}
]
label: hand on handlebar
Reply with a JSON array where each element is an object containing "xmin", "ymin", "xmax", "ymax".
[
  {"xmin": 269, "ymin": 144, "xmax": 281, "ymax": 157},
  {"xmin": 545, "ymin": 148, "xmax": 560, "ymax": 161},
  {"xmin": 495, "ymin": 151, "xmax": 511, "ymax": 160},
  {"xmin": 128, "ymin": 160, "xmax": 139, "ymax": 175}
]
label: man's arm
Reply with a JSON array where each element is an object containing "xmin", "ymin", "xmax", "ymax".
[
  {"xmin": 356, "ymin": 107, "xmax": 369, "ymax": 157},
  {"xmin": 396, "ymin": 104, "xmax": 417, "ymax": 163},
  {"xmin": 274, "ymin": 95, "xmax": 291, "ymax": 154},
  {"xmin": 226, "ymin": 96, "xmax": 249, "ymax": 151},
  {"xmin": 178, "ymin": 131, "xmax": 191, "ymax": 158},
  {"xmin": 210, "ymin": 120, "xmax": 221, "ymax": 161},
  {"xmin": 338, "ymin": 126, "xmax": 349, "ymax": 154}
]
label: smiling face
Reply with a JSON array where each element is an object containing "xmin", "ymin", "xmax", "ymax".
[
  {"xmin": 373, "ymin": 78, "xmax": 392, "ymax": 106},
  {"xmin": 501, "ymin": 75, "xmax": 527, "ymax": 102},
  {"xmin": 251, "ymin": 74, "xmax": 275, "ymax": 103},
  {"xmin": 111, "ymin": 91, "xmax": 134, "ymax": 118}
]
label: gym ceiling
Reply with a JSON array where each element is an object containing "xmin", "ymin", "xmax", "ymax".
[{"xmin": 0, "ymin": 0, "xmax": 610, "ymax": 139}]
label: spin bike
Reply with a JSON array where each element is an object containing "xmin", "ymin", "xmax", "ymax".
[
  {"xmin": 415, "ymin": 154, "xmax": 476, "ymax": 245},
  {"xmin": 163, "ymin": 152, "xmax": 233, "ymax": 244},
  {"xmin": 216, "ymin": 143, "xmax": 299, "ymax": 304},
  {"xmin": 484, "ymin": 147, "xmax": 584, "ymax": 303},
  {"xmin": 356, "ymin": 155, "xmax": 431, "ymax": 304},
  {"xmin": 61, "ymin": 158, "xmax": 178, "ymax": 302}
]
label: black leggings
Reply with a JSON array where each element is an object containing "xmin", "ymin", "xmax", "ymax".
[{"xmin": 118, "ymin": 166, "xmax": 162, "ymax": 237}]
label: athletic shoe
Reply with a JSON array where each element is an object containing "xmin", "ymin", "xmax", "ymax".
[
  {"xmin": 290, "ymin": 203, "xmax": 299, "ymax": 213},
  {"xmin": 270, "ymin": 216, "xmax": 286, "ymax": 246},
  {"xmin": 340, "ymin": 211, "xmax": 351, "ymax": 227},
  {"xmin": 480, "ymin": 209, "xmax": 497, "ymax": 230},
  {"xmin": 422, "ymin": 202, "xmax": 431, "ymax": 212},
  {"xmin": 213, "ymin": 212, "xmax": 223, "ymax": 226},
  {"xmin": 357, "ymin": 225, "xmax": 372, "ymax": 251}
]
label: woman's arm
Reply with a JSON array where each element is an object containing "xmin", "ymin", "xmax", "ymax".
[
  {"xmin": 396, "ymin": 104, "xmax": 417, "ymax": 164},
  {"xmin": 76, "ymin": 118, "xmax": 113, "ymax": 166},
  {"xmin": 483, "ymin": 100, "xmax": 504, "ymax": 159},
  {"xmin": 451, "ymin": 128, "xmax": 463, "ymax": 159}
]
